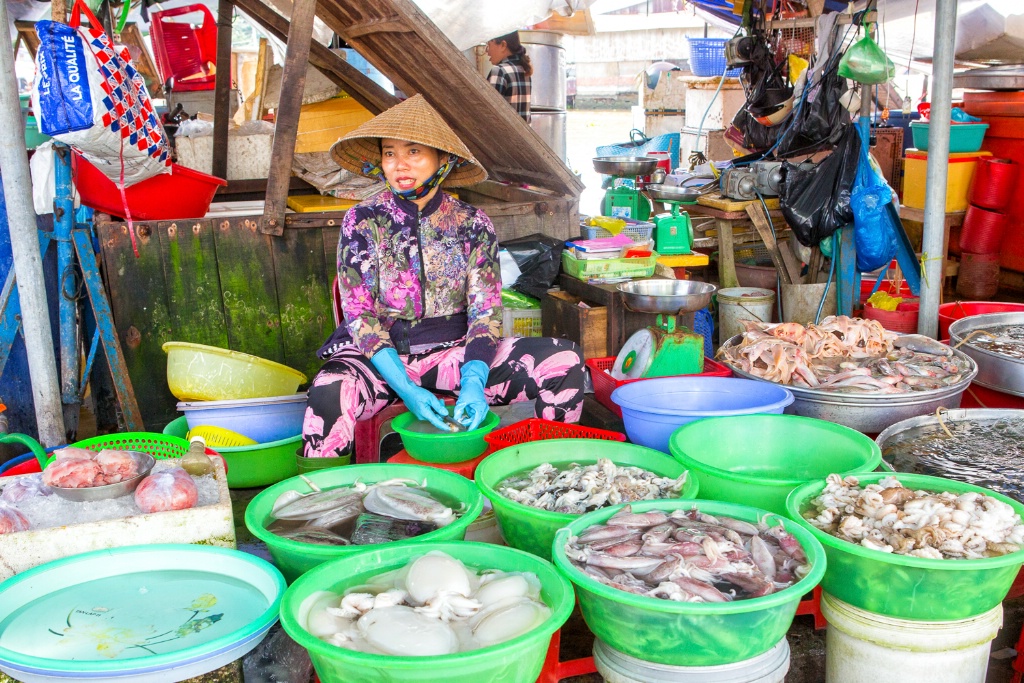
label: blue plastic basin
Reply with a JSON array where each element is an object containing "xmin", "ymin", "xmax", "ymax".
[
  {"xmin": 177, "ymin": 393, "xmax": 307, "ymax": 443},
  {"xmin": 611, "ymin": 377, "xmax": 795, "ymax": 453}
]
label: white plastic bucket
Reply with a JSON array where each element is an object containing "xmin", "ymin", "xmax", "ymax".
[
  {"xmin": 717, "ymin": 287, "xmax": 775, "ymax": 341},
  {"xmin": 821, "ymin": 591, "xmax": 1002, "ymax": 683},
  {"xmin": 593, "ymin": 637, "xmax": 790, "ymax": 683},
  {"xmin": 465, "ymin": 505, "xmax": 506, "ymax": 545}
]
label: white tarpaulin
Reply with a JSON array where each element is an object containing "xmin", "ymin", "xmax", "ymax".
[{"xmin": 411, "ymin": 0, "xmax": 595, "ymax": 50}]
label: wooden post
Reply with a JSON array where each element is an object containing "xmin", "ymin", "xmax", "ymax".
[
  {"xmin": 212, "ymin": 0, "xmax": 234, "ymax": 181},
  {"xmin": 260, "ymin": 0, "xmax": 318, "ymax": 236},
  {"xmin": 51, "ymin": 0, "xmax": 67, "ymax": 23}
]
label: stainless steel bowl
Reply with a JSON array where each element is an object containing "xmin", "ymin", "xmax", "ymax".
[
  {"xmin": 876, "ymin": 408, "xmax": 1024, "ymax": 453},
  {"xmin": 49, "ymin": 452, "xmax": 156, "ymax": 502},
  {"xmin": 617, "ymin": 280, "xmax": 717, "ymax": 314},
  {"xmin": 949, "ymin": 312, "xmax": 1024, "ymax": 397},
  {"xmin": 593, "ymin": 156, "xmax": 659, "ymax": 176},
  {"xmin": 720, "ymin": 334, "xmax": 978, "ymax": 434},
  {"xmin": 646, "ymin": 184, "xmax": 702, "ymax": 203}
]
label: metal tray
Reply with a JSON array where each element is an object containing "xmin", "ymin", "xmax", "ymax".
[
  {"xmin": 49, "ymin": 452, "xmax": 156, "ymax": 502},
  {"xmin": 876, "ymin": 408, "xmax": 1024, "ymax": 453},
  {"xmin": 949, "ymin": 312, "xmax": 1024, "ymax": 398},
  {"xmin": 646, "ymin": 184, "xmax": 703, "ymax": 203},
  {"xmin": 719, "ymin": 334, "xmax": 978, "ymax": 434},
  {"xmin": 617, "ymin": 280, "xmax": 716, "ymax": 314},
  {"xmin": 593, "ymin": 156, "xmax": 659, "ymax": 176}
]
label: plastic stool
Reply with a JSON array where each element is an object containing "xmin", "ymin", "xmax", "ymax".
[
  {"xmin": 536, "ymin": 629, "xmax": 596, "ymax": 683},
  {"xmin": 794, "ymin": 585, "xmax": 827, "ymax": 630},
  {"xmin": 387, "ymin": 449, "xmax": 492, "ymax": 479},
  {"xmin": 353, "ymin": 397, "xmax": 456, "ymax": 465}
]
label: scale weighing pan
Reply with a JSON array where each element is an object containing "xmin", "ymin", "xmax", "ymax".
[
  {"xmin": 0, "ymin": 544, "xmax": 285, "ymax": 683},
  {"xmin": 646, "ymin": 184, "xmax": 703, "ymax": 204},
  {"xmin": 593, "ymin": 156, "xmax": 659, "ymax": 176},
  {"xmin": 617, "ymin": 280, "xmax": 716, "ymax": 314}
]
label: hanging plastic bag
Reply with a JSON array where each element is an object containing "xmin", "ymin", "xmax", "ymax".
[
  {"xmin": 838, "ymin": 30, "xmax": 895, "ymax": 85},
  {"xmin": 851, "ymin": 131, "xmax": 898, "ymax": 272},
  {"xmin": 32, "ymin": 0, "xmax": 169, "ymax": 187},
  {"xmin": 779, "ymin": 126, "xmax": 862, "ymax": 247}
]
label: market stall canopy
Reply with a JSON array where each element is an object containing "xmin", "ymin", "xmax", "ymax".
[{"xmin": 314, "ymin": 0, "xmax": 583, "ymax": 197}]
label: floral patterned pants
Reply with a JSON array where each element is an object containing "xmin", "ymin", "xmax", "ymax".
[{"xmin": 302, "ymin": 337, "xmax": 586, "ymax": 458}]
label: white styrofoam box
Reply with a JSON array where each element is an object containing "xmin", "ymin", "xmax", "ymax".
[
  {"xmin": 683, "ymin": 77, "xmax": 746, "ymax": 130},
  {"xmin": 175, "ymin": 133, "xmax": 274, "ymax": 180},
  {"xmin": 0, "ymin": 459, "xmax": 235, "ymax": 580}
]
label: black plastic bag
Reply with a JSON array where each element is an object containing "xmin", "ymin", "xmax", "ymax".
[
  {"xmin": 732, "ymin": 107, "xmax": 783, "ymax": 153},
  {"xmin": 501, "ymin": 233, "xmax": 565, "ymax": 300},
  {"xmin": 779, "ymin": 126, "xmax": 862, "ymax": 247}
]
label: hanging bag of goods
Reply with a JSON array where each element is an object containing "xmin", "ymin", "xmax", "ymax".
[{"xmin": 32, "ymin": 0, "xmax": 170, "ymax": 187}]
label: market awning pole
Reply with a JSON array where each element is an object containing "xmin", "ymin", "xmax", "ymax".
[
  {"xmin": 919, "ymin": 0, "xmax": 957, "ymax": 339},
  {"xmin": 0, "ymin": 0, "xmax": 67, "ymax": 446}
]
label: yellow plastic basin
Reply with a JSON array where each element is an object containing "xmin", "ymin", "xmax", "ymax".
[{"xmin": 163, "ymin": 341, "xmax": 307, "ymax": 401}]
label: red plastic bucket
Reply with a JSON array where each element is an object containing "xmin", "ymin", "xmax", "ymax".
[
  {"xmin": 863, "ymin": 301, "xmax": 920, "ymax": 333},
  {"xmin": 969, "ymin": 158, "xmax": 1019, "ymax": 211},
  {"xmin": 956, "ymin": 252, "xmax": 1000, "ymax": 299},
  {"xmin": 960, "ymin": 205, "xmax": 1009, "ymax": 254},
  {"xmin": 938, "ymin": 300, "xmax": 1024, "ymax": 340},
  {"xmin": 73, "ymin": 153, "xmax": 227, "ymax": 220}
]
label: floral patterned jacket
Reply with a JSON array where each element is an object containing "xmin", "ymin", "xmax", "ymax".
[{"xmin": 328, "ymin": 189, "xmax": 503, "ymax": 366}]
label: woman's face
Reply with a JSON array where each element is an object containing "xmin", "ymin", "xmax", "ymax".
[
  {"xmin": 485, "ymin": 39, "xmax": 511, "ymax": 66},
  {"xmin": 380, "ymin": 138, "xmax": 442, "ymax": 193}
]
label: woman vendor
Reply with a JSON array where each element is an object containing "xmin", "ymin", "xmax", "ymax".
[
  {"xmin": 303, "ymin": 94, "xmax": 585, "ymax": 460},
  {"xmin": 485, "ymin": 31, "xmax": 532, "ymax": 122}
]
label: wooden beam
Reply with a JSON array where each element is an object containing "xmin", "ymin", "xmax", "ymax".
[
  {"xmin": 345, "ymin": 16, "xmax": 412, "ymax": 39},
  {"xmin": 15, "ymin": 22, "xmax": 40, "ymax": 59},
  {"xmin": 51, "ymin": 0, "xmax": 67, "ymax": 23},
  {"xmin": 233, "ymin": 0, "xmax": 398, "ymax": 115},
  {"xmin": 260, "ymin": 0, "xmax": 318, "ymax": 236},
  {"xmin": 212, "ymin": 0, "xmax": 234, "ymax": 180}
]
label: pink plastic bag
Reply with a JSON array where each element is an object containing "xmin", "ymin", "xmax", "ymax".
[{"xmin": 134, "ymin": 468, "xmax": 198, "ymax": 513}]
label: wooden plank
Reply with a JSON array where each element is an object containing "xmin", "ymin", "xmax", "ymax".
[
  {"xmin": 156, "ymin": 219, "xmax": 230, "ymax": 349},
  {"xmin": 261, "ymin": 0, "xmax": 318, "ymax": 236},
  {"xmin": 233, "ymin": 0, "xmax": 398, "ymax": 115},
  {"xmin": 95, "ymin": 221, "xmax": 179, "ymax": 428},
  {"xmin": 315, "ymin": 0, "xmax": 582, "ymax": 197},
  {"xmin": 345, "ymin": 16, "xmax": 412, "ymax": 38},
  {"xmin": 697, "ymin": 194, "xmax": 781, "ymax": 214},
  {"xmin": 14, "ymin": 22, "xmax": 39, "ymax": 59},
  {"xmin": 271, "ymin": 229, "xmax": 333, "ymax": 379},
  {"xmin": 212, "ymin": 218, "xmax": 285, "ymax": 362},
  {"xmin": 212, "ymin": 0, "xmax": 234, "ymax": 180},
  {"xmin": 745, "ymin": 204, "xmax": 795, "ymax": 285}
]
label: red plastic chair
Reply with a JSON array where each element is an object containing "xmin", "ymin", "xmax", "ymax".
[
  {"xmin": 149, "ymin": 5, "xmax": 218, "ymax": 92},
  {"xmin": 330, "ymin": 277, "xmax": 454, "ymax": 464}
]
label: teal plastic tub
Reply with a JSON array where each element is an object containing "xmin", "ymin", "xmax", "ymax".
[
  {"xmin": 280, "ymin": 541, "xmax": 574, "ymax": 683},
  {"xmin": 669, "ymin": 414, "xmax": 881, "ymax": 515},
  {"xmin": 552, "ymin": 499, "xmax": 826, "ymax": 667},
  {"xmin": 910, "ymin": 121, "xmax": 988, "ymax": 153},
  {"xmin": 165, "ymin": 415, "xmax": 302, "ymax": 488},
  {"xmin": 787, "ymin": 472, "xmax": 1024, "ymax": 621},
  {"xmin": 475, "ymin": 439, "xmax": 698, "ymax": 561},
  {"xmin": 245, "ymin": 464, "xmax": 483, "ymax": 582}
]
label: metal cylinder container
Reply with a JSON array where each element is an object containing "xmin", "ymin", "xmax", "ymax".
[
  {"xmin": 529, "ymin": 108, "xmax": 567, "ymax": 161},
  {"xmin": 520, "ymin": 30, "xmax": 567, "ymax": 110}
]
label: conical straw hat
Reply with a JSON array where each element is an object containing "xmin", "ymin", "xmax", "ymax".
[{"xmin": 330, "ymin": 94, "xmax": 487, "ymax": 188}]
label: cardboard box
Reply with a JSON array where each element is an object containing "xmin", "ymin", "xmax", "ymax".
[
  {"xmin": 295, "ymin": 96, "xmax": 375, "ymax": 154},
  {"xmin": 541, "ymin": 291, "xmax": 608, "ymax": 360}
]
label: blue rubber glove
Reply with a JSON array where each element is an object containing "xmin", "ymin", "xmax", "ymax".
[
  {"xmin": 454, "ymin": 360, "xmax": 490, "ymax": 431},
  {"xmin": 371, "ymin": 348, "xmax": 449, "ymax": 432}
]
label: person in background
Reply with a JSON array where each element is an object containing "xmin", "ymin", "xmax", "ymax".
[
  {"xmin": 485, "ymin": 31, "xmax": 532, "ymax": 122},
  {"xmin": 303, "ymin": 95, "xmax": 586, "ymax": 462}
]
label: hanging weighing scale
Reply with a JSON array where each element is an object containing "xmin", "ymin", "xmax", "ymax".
[
  {"xmin": 611, "ymin": 279, "xmax": 717, "ymax": 379},
  {"xmin": 593, "ymin": 156, "xmax": 658, "ymax": 221},
  {"xmin": 646, "ymin": 184, "xmax": 702, "ymax": 255}
]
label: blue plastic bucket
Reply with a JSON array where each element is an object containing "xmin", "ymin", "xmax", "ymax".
[
  {"xmin": 610, "ymin": 376, "xmax": 794, "ymax": 452},
  {"xmin": 177, "ymin": 393, "xmax": 307, "ymax": 443}
]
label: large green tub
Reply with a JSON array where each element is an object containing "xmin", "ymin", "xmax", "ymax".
[
  {"xmin": 552, "ymin": 498, "xmax": 826, "ymax": 666},
  {"xmin": 245, "ymin": 464, "xmax": 483, "ymax": 582},
  {"xmin": 787, "ymin": 472, "xmax": 1024, "ymax": 620},
  {"xmin": 474, "ymin": 438, "xmax": 698, "ymax": 560},
  {"xmin": 669, "ymin": 414, "xmax": 881, "ymax": 515},
  {"xmin": 280, "ymin": 541, "xmax": 574, "ymax": 683}
]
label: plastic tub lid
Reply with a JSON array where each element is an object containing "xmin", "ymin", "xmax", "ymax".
[{"xmin": 611, "ymin": 376, "xmax": 794, "ymax": 417}]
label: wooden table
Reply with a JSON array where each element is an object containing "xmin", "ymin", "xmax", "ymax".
[
  {"xmin": 689, "ymin": 195, "xmax": 791, "ymax": 289},
  {"xmin": 897, "ymin": 205, "xmax": 966, "ymax": 282}
]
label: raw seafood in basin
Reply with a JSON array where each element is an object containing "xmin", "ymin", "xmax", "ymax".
[{"xmin": 41, "ymin": 447, "xmax": 141, "ymax": 488}]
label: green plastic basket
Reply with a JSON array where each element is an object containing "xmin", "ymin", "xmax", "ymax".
[
  {"xmin": 561, "ymin": 250, "xmax": 659, "ymax": 280},
  {"xmin": 43, "ymin": 433, "xmax": 192, "ymax": 469}
]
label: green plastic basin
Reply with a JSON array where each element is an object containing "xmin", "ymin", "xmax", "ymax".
[
  {"xmin": 391, "ymin": 408, "xmax": 499, "ymax": 463},
  {"xmin": 280, "ymin": 541, "xmax": 574, "ymax": 683},
  {"xmin": 786, "ymin": 472, "xmax": 1024, "ymax": 621},
  {"xmin": 475, "ymin": 439, "xmax": 699, "ymax": 561},
  {"xmin": 164, "ymin": 415, "xmax": 302, "ymax": 488},
  {"xmin": 552, "ymin": 499, "xmax": 825, "ymax": 666},
  {"xmin": 245, "ymin": 464, "xmax": 483, "ymax": 582},
  {"xmin": 669, "ymin": 414, "xmax": 881, "ymax": 515},
  {"xmin": 280, "ymin": 544, "xmax": 577, "ymax": 683}
]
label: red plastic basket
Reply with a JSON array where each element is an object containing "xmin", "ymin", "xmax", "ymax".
[
  {"xmin": 586, "ymin": 356, "xmax": 733, "ymax": 418},
  {"xmin": 938, "ymin": 301, "xmax": 1024, "ymax": 340},
  {"xmin": 960, "ymin": 204, "xmax": 1009, "ymax": 254},
  {"xmin": 483, "ymin": 418, "xmax": 626, "ymax": 451},
  {"xmin": 73, "ymin": 153, "xmax": 226, "ymax": 220},
  {"xmin": 863, "ymin": 301, "xmax": 920, "ymax": 334}
]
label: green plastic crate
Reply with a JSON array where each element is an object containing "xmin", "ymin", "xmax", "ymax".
[{"xmin": 561, "ymin": 250, "xmax": 659, "ymax": 280}]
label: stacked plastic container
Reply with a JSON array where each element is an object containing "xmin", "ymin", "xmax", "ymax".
[{"xmin": 957, "ymin": 157, "xmax": 1020, "ymax": 299}]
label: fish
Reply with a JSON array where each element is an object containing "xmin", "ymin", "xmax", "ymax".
[
  {"xmin": 362, "ymin": 485, "xmax": 456, "ymax": 527},
  {"xmin": 894, "ymin": 334, "xmax": 953, "ymax": 357},
  {"xmin": 272, "ymin": 487, "xmax": 367, "ymax": 521}
]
